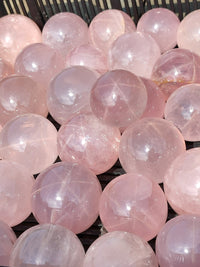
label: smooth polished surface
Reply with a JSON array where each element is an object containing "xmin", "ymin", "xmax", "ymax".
[
  {"xmin": 0, "ymin": 59, "xmax": 13, "ymax": 81},
  {"xmin": 83, "ymin": 231, "xmax": 158, "ymax": 267},
  {"xmin": 119, "ymin": 118, "xmax": 186, "ymax": 183},
  {"xmin": 9, "ymin": 224, "xmax": 85, "ymax": 267},
  {"xmin": 99, "ymin": 173, "xmax": 168, "ymax": 241}
]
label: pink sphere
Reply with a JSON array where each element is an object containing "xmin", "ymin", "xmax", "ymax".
[
  {"xmin": 47, "ymin": 66, "xmax": 98, "ymax": 125},
  {"xmin": 0, "ymin": 160, "xmax": 34, "ymax": 226},
  {"xmin": 90, "ymin": 69, "xmax": 147, "ymax": 128},
  {"xmin": 57, "ymin": 113, "xmax": 121, "ymax": 175},
  {"xmin": 119, "ymin": 118, "xmax": 186, "ymax": 183},
  {"xmin": 9, "ymin": 224, "xmax": 85, "ymax": 267},
  {"xmin": 0, "ymin": 113, "xmax": 58, "ymax": 174},
  {"xmin": 99, "ymin": 173, "xmax": 168, "ymax": 241},
  {"xmin": 89, "ymin": 9, "xmax": 136, "ymax": 55},
  {"xmin": 0, "ymin": 14, "xmax": 41, "ymax": 66},
  {"xmin": 109, "ymin": 32, "xmax": 161, "ymax": 78},
  {"xmin": 42, "ymin": 12, "xmax": 89, "ymax": 58},
  {"xmin": 32, "ymin": 161, "xmax": 102, "ymax": 234},
  {"xmin": 137, "ymin": 8, "xmax": 180, "ymax": 53},
  {"xmin": 156, "ymin": 214, "xmax": 200, "ymax": 267},
  {"xmin": 0, "ymin": 59, "xmax": 13, "ymax": 81},
  {"xmin": 83, "ymin": 231, "xmax": 158, "ymax": 267}
]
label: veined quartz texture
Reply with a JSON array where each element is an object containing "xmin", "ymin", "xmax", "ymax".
[
  {"xmin": 119, "ymin": 117, "xmax": 186, "ymax": 183},
  {"xmin": 83, "ymin": 231, "xmax": 158, "ymax": 267},
  {"xmin": 99, "ymin": 173, "xmax": 168, "ymax": 241},
  {"xmin": 0, "ymin": 59, "xmax": 13, "ymax": 81},
  {"xmin": 0, "ymin": 113, "xmax": 58, "ymax": 174},
  {"xmin": 9, "ymin": 224, "xmax": 85, "ymax": 267}
]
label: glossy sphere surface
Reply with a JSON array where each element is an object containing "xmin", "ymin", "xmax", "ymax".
[
  {"xmin": 119, "ymin": 118, "xmax": 186, "ymax": 183},
  {"xmin": 32, "ymin": 162, "xmax": 102, "ymax": 234},
  {"xmin": 0, "ymin": 114, "xmax": 58, "ymax": 174},
  {"xmin": 89, "ymin": 9, "xmax": 136, "ymax": 55},
  {"xmin": 156, "ymin": 215, "xmax": 200, "ymax": 267},
  {"xmin": 164, "ymin": 147, "xmax": 200, "ymax": 215},
  {"xmin": 42, "ymin": 12, "xmax": 89, "ymax": 58},
  {"xmin": 152, "ymin": 48, "xmax": 200, "ymax": 99},
  {"xmin": 0, "ymin": 75, "xmax": 48, "ymax": 126},
  {"xmin": 15, "ymin": 43, "xmax": 65, "ymax": 90},
  {"xmin": 90, "ymin": 69, "xmax": 147, "ymax": 128},
  {"xmin": 0, "ymin": 14, "xmax": 41, "ymax": 66},
  {"xmin": 9, "ymin": 224, "xmax": 85, "ymax": 267},
  {"xmin": 109, "ymin": 32, "xmax": 161, "ymax": 78},
  {"xmin": 47, "ymin": 66, "xmax": 98, "ymax": 125},
  {"xmin": 83, "ymin": 231, "xmax": 158, "ymax": 267},
  {"xmin": 57, "ymin": 113, "xmax": 121, "ymax": 175},
  {"xmin": 99, "ymin": 173, "xmax": 168, "ymax": 241},
  {"xmin": 137, "ymin": 8, "xmax": 180, "ymax": 53},
  {"xmin": 0, "ymin": 59, "xmax": 13, "ymax": 81},
  {"xmin": 0, "ymin": 160, "xmax": 34, "ymax": 227}
]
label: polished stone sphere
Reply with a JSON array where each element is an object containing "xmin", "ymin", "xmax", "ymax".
[{"xmin": 0, "ymin": 59, "xmax": 13, "ymax": 81}]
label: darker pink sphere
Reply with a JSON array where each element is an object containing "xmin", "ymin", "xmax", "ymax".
[
  {"xmin": 32, "ymin": 161, "xmax": 102, "ymax": 234},
  {"xmin": 0, "ymin": 59, "xmax": 13, "ymax": 81},
  {"xmin": 119, "ymin": 117, "xmax": 186, "ymax": 183},
  {"xmin": 99, "ymin": 173, "xmax": 168, "ymax": 241},
  {"xmin": 90, "ymin": 69, "xmax": 147, "ymax": 128}
]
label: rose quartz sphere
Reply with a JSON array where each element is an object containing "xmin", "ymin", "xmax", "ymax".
[
  {"xmin": 57, "ymin": 113, "xmax": 121, "ymax": 175},
  {"xmin": 119, "ymin": 118, "xmax": 186, "ymax": 183},
  {"xmin": 137, "ymin": 8, "xmax": 180, "ymax": 53},
  {"xmin": 99, "ymin": 173, "xmax": 168, "ymax": 241},
  {"xmin": 151, "ymin": 48, "xmax": 200, "ymax": 99},
  {"xmin": 89, "ymin": 9, "xmax": 136, "ymax": 55},
  {"xmin": 0, "ymin": 14, "xmax": 41, "ymax": 66},
  {"xmin": 83, "ymin": 231, "xmax": 158, "ymax": 267},
  {"xmin": 9, "ymin": 224, "xmax": 85, "ymax": 267},
  {"xmin": 156, "ymin": 214, "xmax": 200, "ymax": 267},
  {"xmin": 0, "ymin": 113, "xmax": 58, "ymax": 174},
  {"xmin": 0, "ymin": 75, "xmax": 48, "ymax": 126},
  {"xmin": 47, "ymin": 66, "xmax": 98, "ymax": 125},
  {"xmin": 15, "ymin": 43, "xmax": 65, "ymax": 90},
  {"xmin": 0, "ymin": 160, "xmax": 34, "ymax": 227},
  {"xmin": 109, "ymin": 32, "xmax": 161, "ymax": 78},
  {"xmin": 42, "ymin": 12, "xmax": 89, "ymax": 58},
  {"xmin": 90, "ymin": 69, "xmax": 147, "ymax": 128},
  {"xmin": 32, "ymin": 161, "xmax": 102, "ymax": 234},
  {"xmin": 0, "ymin": 59, "xmax": 13, "ymax": 81}
]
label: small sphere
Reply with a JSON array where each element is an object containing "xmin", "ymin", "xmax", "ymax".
[
  {"xmin": 156, "ymin": 214, "xmax": 200, "ymax": 267},
  {"xmin": 0, "ymin": 59, "xmax": 13, "ymax": 81},
  {"xmin": 0, "ymin": 114, "xmax": 58, "ymax": 174},
  {"xmin": 32, "ymin": 161, "xmax": 102, "ymax": 234},
  {"xmin": 0, "ymin": 14, "xmax": 41, "ymax": 66},
  {"xmin": 99, "ymin": 173, "xmax": 168, "ymax": 241},
  {"xmin": 47, "ymin": 66, "xmax": 99, "ymax": 125},
  {"xmin": 109, "ymin": 32, "xmax": 161, "ymax": 78},
  {"xmin": 137, "ymin": 8, "xmax": 180, "ymax": 53},
  {"xmin": 83, "ymin": 231, "xmax": 158, "ymax": 267},
  {"xmin": 9, "ymin": 224, "xmax": 85, "ymax": 267},
  {"xmin": 57, "ymin": 113, "xmax": 121, "ymax": 175},
  {"xmin": 119, "ymin": 117, "xmax": 186, "ymax": 183},
  {"xmin": 0, "ymin": 160, "xmax": 34, "ymax": 226},
  {"xmin": 90, "ymin": 69, "xmax": 147, "ymax": 128}
]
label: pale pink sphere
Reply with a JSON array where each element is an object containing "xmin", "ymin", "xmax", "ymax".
[
  {"xmin": 9, "ymin": 224, "xmax": 85, "ymax": 267},
  {"xmin": 83, "ymin": 231, "xmax": 158, "ymax": 267},
  {"xmin": 32, "ymin": 161, "xmax": 102, "ymax": 234},
  {"xmin": 0, "ymin": 59, "xmax": 13, "ymax": 81},
  {"xmin": 151, "ymin": 48, "xmax": 200, "ymax": 99},
  {"xmin": 0, "ymin": 160, "xmax": 34, "ymax": 227},
  {"xmin": 89, "ymin": 9, "xmax": 136, "ymax": 55},
  {"xmin": 15, "ymin": 43, "xmax": 65, "ymax": 90},
  {"xmin": 0, "ymin": 14, "xmax": 41, "ymax": 66},
  {"xmin": 99, "ymin": 173, "xmax": 168, "ymax": 241},
  {"xmin": 57, "ymin": 113, "xmax": 121, "ymax": 175},
  {"xmin": 47, "ymin": 66, "xmax": 98, "ymax": 125},
  {"xmin": 42, "ymin": 12, "xmax": 89, "ymax": 58},
  {"xmin": 90, "ymin": 69, "xmax": 147, "ymax": 128},
  {"xmin": 0, "ymin": 114, "xmax": 58, "ymax": 174},
  {"xmin": 137, "ymin": 8, "xmax": 180, "ymax": 53},
  {"xmin": 119, "ymin": 118, "xmax": 186, "ymax": 183},
  {"xmin": 156, "ymin": 215, "xmax": 200, "ymax": 267},
  {"xmin": 109, "ymin": 32, "xmax": 161, "ymax": 78}
]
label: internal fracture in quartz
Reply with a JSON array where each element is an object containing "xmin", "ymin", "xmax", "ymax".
[{"xmin": 0, "ymin": 59, "xmax": 13, "ymax": 81}]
